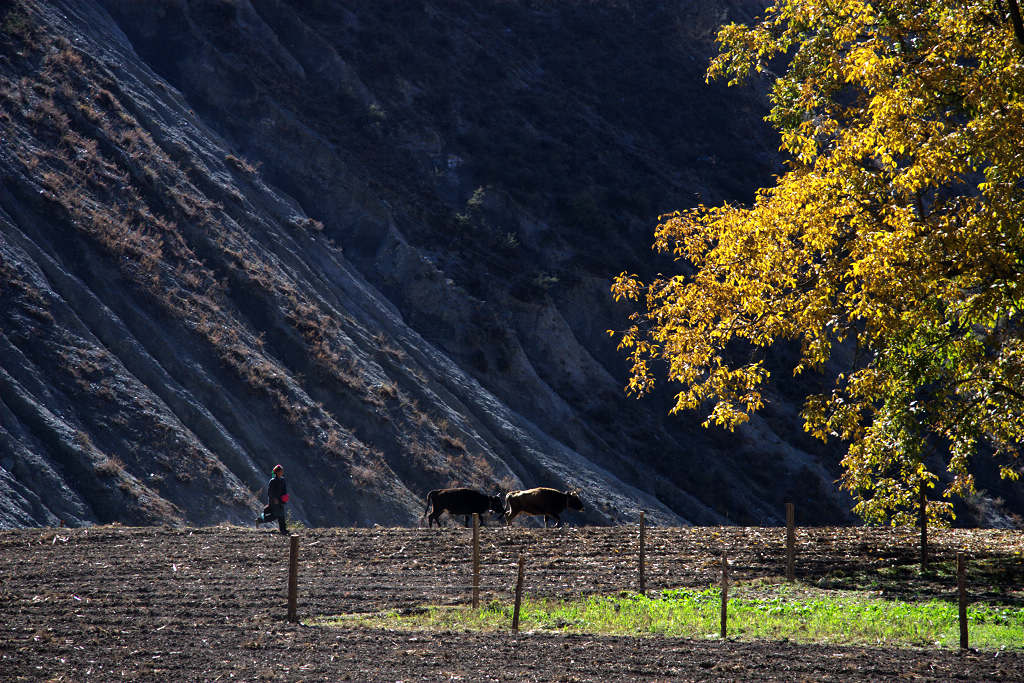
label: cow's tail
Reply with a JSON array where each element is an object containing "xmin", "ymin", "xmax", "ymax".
[{"xmin": 422, "ymin": 490, "xmax": 437, "ymax": 525}]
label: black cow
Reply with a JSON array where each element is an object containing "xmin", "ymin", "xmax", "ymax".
[
  {"xmin": 422, "ymin": 487, "xmax": 505, "ymax": 527},
  {"xmin": 504, "ymin": 487, "xmax": 583, "ymax": 527}
]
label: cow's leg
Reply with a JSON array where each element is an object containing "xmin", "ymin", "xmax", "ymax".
[{"xmin": 543, "ymin": 515, "xmax": 549, "ymax": 528}]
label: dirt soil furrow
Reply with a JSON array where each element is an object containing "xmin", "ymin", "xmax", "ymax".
[{"xmin": 2, "ymin": 524, "xmax": 1023, "ymax": 681}]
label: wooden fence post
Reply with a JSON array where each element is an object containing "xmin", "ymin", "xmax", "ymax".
[
  {"xmin": 720, "ymin": 550, "xmax": 729, "ymax": 639},
  {"xmin": 472, "ymin": 513, "xmax": 480, "ymax": 609},
  {"xmin": 958, "ymin": 552, "xmax": 968, "ymax": 650},
  {"xmin": 785, "ymin": 502, "xmax": 795, "ymax": 583},
  {"xmin": 287, "ymin": 534, "xmax": 299, "ymax": 623},
  {"xmin": 919, "ymin": 485, "xmax": 928, "ymax": 572},
  {"xmin": 639, "ymin": 510, "xmax": 646, "ymax": 596},
  {"xmin": 512, "ymin": 553, "xmax": 526, "ymax": 632}
]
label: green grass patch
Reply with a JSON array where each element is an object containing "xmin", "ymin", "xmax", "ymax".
[{"xmin": 311, "ymin": 584, "xmax": 1024, "ymax": 650}]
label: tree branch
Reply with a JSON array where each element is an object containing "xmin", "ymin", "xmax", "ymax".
[
  {"xmin": 1008, "ymin": 0, "xmax": 1024, "ymax": 48},
  {"xmin": 993, "ymin": 381, "xmax": 1024, "ymax": 402}
]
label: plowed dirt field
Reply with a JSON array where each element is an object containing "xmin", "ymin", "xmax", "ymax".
[{"xmin": 2, "ymin": 524, "xmax": 1022, "ymax": 681}]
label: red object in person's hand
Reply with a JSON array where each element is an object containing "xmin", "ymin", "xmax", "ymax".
[{"xmin": 281, "ymin": 494, "xmax": 289, "ymax": 503}]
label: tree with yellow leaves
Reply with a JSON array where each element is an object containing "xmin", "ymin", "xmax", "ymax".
[{"xmin": 613, "ymin": 0, "xmax": 1024, "ymax": 526}]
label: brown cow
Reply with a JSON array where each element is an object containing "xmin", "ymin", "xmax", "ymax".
[
  {"xmin": 422, "ymin": 487, "xmax": 505, "ymax": 527},
  {"xmin": 504, "ymin": 487, "xmax": 583, "ymax": 527}
]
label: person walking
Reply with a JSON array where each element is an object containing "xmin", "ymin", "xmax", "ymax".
[{"xmin": 257, "ymin": 464, "xmax": 289, "ymax": 534}]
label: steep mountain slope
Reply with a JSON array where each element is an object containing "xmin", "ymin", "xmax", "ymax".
[{"xmin": 0, "ymin": 0, "xmax": 865, "ymax": 529}]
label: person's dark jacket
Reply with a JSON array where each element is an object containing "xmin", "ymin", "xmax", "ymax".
[{"xmin": 268, "ymin": 476, "xmax": 287, "ymax": 505}]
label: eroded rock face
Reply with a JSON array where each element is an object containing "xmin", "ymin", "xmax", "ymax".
[{"xmin": 0, "ymin": 0, "xmax": 875, "ymax": 530}]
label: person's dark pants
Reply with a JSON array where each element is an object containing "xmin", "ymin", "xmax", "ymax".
[{"xmin": 261, "ymin": 503, "xmax": 288, "ymax": 534}]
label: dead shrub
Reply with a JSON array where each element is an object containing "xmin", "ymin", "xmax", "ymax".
[
  {"xmin": 95, "ymin": 455, "xmax": 125, "ymax": 477},
  {"xmin": 225, "ymin": 153, "xmax": 260, "ymax": 175},
  {"xmin": 350, "ymin": 464, "xmax": 377, "ymax": 488}
]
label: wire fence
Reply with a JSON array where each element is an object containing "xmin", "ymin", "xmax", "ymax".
[{"xmin": 280, "ymin": 515, "xmax": 1023, "ymax": 649}]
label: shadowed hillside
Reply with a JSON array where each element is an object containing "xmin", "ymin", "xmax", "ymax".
[{"xmin": 0, "ymin": 0, "xmax": 892, "ymax": 528}]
